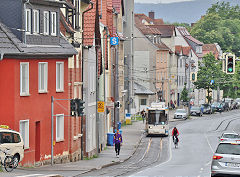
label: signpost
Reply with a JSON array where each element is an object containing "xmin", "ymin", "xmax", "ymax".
[
  {"xmin": 97, "ymin": 101, "xmax": 105, "ymax": 113},
  {"xmin": 110, "ymin": 37, "xmax": 119, "ymax": 46}
]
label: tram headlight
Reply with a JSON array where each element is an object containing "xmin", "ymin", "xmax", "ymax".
[{"xmin": 149, "ymin": 126, "xmax": 153, "ymax": 129}]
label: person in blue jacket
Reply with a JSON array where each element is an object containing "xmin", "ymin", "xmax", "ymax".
[{"xmin": 113, "ymin": 129, "xmax": 122, "ymax": 158}]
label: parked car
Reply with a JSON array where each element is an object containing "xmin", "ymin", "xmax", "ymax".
[
  {"xmin": 174, "ymin": 109, "xmax": 188, "ymax": 119},
  {"xmin": 190, "ymin": 106, "xmax": 203, "ymax": 116},
  {"xmin": 235, "ymin": 98, "xmax": 240, "ymax": 109},
  {"xmin": 211, "ymin": 141, "xmax": 240, "ymax": 176},
  {"xmin": 212, "ymin": 102, "xmax": 224, "ymax": 112},
  {"xmin": 201, "ymin": 104, "xmax": 213, "ymax": 114},
  {"xmin": 211, "ymin": 102, "xmax": 219, "ymax": 113},
  {"xmin": 0, "ymin": 126, "xmax": 24, "ymax": 167},
  {"xmin": 219, "ymin": 133, "xmax": 240, "ymax": 142}
]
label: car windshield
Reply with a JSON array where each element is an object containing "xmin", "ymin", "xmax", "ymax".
[
  {"xmin": 202, "ymin": 104, "xmax": 209, "ymax": 108},
  {"xmin": 236, "ymin": 98, "xmax": 240, "ymax": 102},
  {"xmin": 212, "ymin": 102, "xmax": 219, "ymax": 106},
  {"xmin": 176, "ymin": 109, "xmax": 186, "ymax": 113},
  {"xmin": 223, "ymin": 134, "xmax": 240, "ymax": 139},
  {"xmin": 216, "ymin": 143, "xmax": 240, "ymax": 155},
  {"xmin": 191, "ymin": 107, "xmax": 199, "ymax": 110}
]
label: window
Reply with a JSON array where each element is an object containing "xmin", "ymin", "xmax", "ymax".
[
  {"xmin": 56, "ymin": 114, "xmax": 64, "ymax": 142},
  {"xmin": 51, "ymin": 12, "xmax": 57, "ymax": 36},
  {"xmin": 25, "ymin": 9, "xmax": 31, "ymax": 33},
  {"xmin": 0, "ymin": 132, "xmax": 21, "ymax": 144},
  {"xmin": 180, "ymin": 59, "xmax": 182, "ymax": 67},
  {"xmin": 44, "ymin": 11, "xmax": 50, "ymax": 35},
  {"xmin": 38, "ymin": 62, "xmax": 48, "ymax": 93},
  {"xmin": 33, "ymin": 10, "xmax": 39, "ymax": 34},
  {"xmin": 140, "ymin": 99, "xmax": 147, "ymax": 105},
  {"xmin": 20, "ymin": 62, "xmax": 29, "ymax": 96},
  {"xmin": 56, "ymin": 62, "xmax": 64, "ymax": 92},
  {"xmin": 20, "ymin": 120, "xmax": 29, "ymax": 149}
]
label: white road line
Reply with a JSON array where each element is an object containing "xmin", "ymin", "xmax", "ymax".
[
  {"xmin": 205, "ymin": 160, "xmax": 212, "ymax": 166},
  {"xmin": 16, "ymin": 174, "xmax": 43, "ymax": 177},
  {"xmin": 204, "ymin": 132, "xmax": 214, "ymax": 153}
]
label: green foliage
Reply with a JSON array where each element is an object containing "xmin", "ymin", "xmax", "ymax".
[
  {"xmin": 194, "ymin": 53, "xmax": 224, "ymax": 103},
  {"xmin": 180, "ymin": 83, "xmax": 189, "ymax": 102},
  {"xmin": 190, "ymin": 2, "xmax": 240, "ymax": 56}
]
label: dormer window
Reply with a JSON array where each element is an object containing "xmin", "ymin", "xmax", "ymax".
[
  {"xmin": 44, "ymin": 11, "xmax": 50, "ymax": 35},
  {"xmin": 25, "ymin": 9, "xmax": 31, "ymax": 33},
  {"xmin": 51, "ymin": 12, "xmax": 57, "ymax": 36},
  {"xmin": 33, "ymin": 10, "xmax": 39, "ymax": 34}
]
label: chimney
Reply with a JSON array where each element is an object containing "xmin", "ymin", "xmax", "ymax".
[{"xmin": 149, "ymin": 11, "xmax": 154, "ymax": 20}]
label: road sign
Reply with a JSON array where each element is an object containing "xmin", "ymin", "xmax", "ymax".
[
  {"xmin": 97, "ymin": 101, "xmax": 105, "ymax": 113},
  {"xmin": 110, "ymin": 37, "xmax": 119, "ymax": 45}
]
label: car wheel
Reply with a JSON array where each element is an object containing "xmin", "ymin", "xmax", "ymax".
[{"xmin": 12, "ymin": 155, "xmax": 19, "ymax": 169}]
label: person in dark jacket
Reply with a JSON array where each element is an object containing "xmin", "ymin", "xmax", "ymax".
[
  {"xmin": 172, "ymin": 127, "xmax": 179, "ymax": 143},
  {"xmin": 113, "ymin": 129, "xmax": 122, "ymax": 158}
]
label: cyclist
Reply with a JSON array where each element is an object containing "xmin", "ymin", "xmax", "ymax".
[{"xmin": 172, "ymin": 127, "xmax": 179, "ymax": 143}]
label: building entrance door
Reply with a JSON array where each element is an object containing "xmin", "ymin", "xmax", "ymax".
[{"xmin": 35, "ymin": 121, "xmax": 41, "ymax": 162}]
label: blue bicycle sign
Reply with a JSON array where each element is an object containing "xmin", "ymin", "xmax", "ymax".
[{"xmin": 110, "ymin": 37, "xmax": 119, "ymax": 45}]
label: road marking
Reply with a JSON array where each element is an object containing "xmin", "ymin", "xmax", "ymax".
[
  {"xmin": 16, "ymin": 174, "xmax": 44, "ymax": 177},
  {"xmin": 204, "ymin": 132, "xmax": 214, "ymax": 153},
  {"xmin": 205, "ymin": 160, "xmax": 212, "ymax": 166}
]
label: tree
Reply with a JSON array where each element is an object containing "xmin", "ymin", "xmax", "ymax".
[
  {"xmin": 190, "ymin": 2, "xmax": 240, "ymax": 56},
  {"xmin": 180, "ymin": 83, "xmax": 189, "ymax": 103},
  {"xmin": 194, "ymin": 53, "xmax": 224, "ymax": 103}
]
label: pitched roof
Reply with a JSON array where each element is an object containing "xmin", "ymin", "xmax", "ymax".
[
  {"xmin": 184, "ymin": 35, "xmax": 203, "ymax": 45},
  {"xmin": 134, "ymin": 82, "xmax": 155, "ymax": 95},
  {"xmin": 149, "ymin": 25, "xmax": 175, "ymax": 37},
  {"xmin": 134, "ymin": 13, "xmax": 164, "ymax": 25},
  {"xmin": 112, "ymin": 0, "xmax": 121, "ymax": 14},
  {"xmin": 0, "ymin": 21, "xmax": 77, "ymax": 57},
  {"xmin": 135, "ymin": 15, "xmax": 161, "ymax": 35},
  {"xmin": 203, "ymin": 44, "xmax": 217, "ymax": 51},
  {"xmin": 60, "ymin": 11, "xmax": 74, "ymax": 34},
  {"xmin": 175, "ymin": 45, "xmax": 182, "ymax": 55},
  {"xmin": 155, "ymin": 42, "xmax": 172, "ymax": 52},
  {"xmin": 182, "ymin": 46, "xmax": 191, "ymax": 56}
]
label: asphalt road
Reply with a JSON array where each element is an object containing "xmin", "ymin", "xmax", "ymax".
[
  {"xmin": 2, "ymin": 110, "xmax": 240, "ymax": 177},
  {"xmin": 132, "ymin": 109, "xmax": 240, "ymax": 177}
]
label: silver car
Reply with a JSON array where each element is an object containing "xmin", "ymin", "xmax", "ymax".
[
  {"xmin": 211, "ymin": 141, "xmax": 240, "ymax": 176},
  {"xmin": 219, "ymin": 133, "xmax": 240, "ymax": 142},
  {"xmin": 174, "ymin": 109, "xmax": 188, "ymax": 119}
]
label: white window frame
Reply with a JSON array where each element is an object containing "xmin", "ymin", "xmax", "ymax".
[
  {"xmin": 56, "ymin": 114, "xmax": 64, "ymax": 142},
  {"xmin": 25, "ymin": 9, "xmax": 31, "ymax": 33},
  {"xmin": 38, "ymin": 62, "xmax": 48, "ymax": 93},
  {"xmin": 43, "ymin": 11, "xmax": 50, "ymax": 35},
  {"xmin": 51, "ymin": 12, "xmax": 57, "ymax": 36},
  {"xmin": 19, "ymin": 120, "xmax": 30, "ymax": 149},
  {"xmin": 56, "ymin": 62, "xmax": 64, "ymax": 92},
  {"xmin": 20, "ymin": 62, "xmax": 30, "ymax": 96},
  {"xmin": 33, "ymin": 9, "xmax": 39, "ymax": 34}
]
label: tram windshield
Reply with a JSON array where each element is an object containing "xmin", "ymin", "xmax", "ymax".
[{"xmin": 148, "ymin": 110, "xmax": 168, "ymax": 125}]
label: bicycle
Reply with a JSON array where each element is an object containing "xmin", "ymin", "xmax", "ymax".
[
  {"xmin": 173, "ymin": 135, "xmax": 179, "ymax": 148},
  {"xmin": 0, "ymin": 148, "xmax": 17, "ymax": 172}
]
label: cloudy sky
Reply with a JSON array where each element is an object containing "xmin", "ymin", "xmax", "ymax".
[{"xmin": 135, "ymin": 0, "xmax": 195, "ymax": 4}]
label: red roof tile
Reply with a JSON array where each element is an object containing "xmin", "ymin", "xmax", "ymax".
[
  {"xmin": 135, "ymin": 13, "xmax": 164, "ymax": 25},
  {"xmin": 182, "ymin": 46, "xmax": 191, "ymax": 56},
  {"xmin": 175, "ymin": 45, "xmax": 182, "ymax": 55},
  {"xmin": 184, "ymin": 35, "xmax": 203, "ymax": 45},
  {"xmin": 149, "ymin": 25, "xmax": 175, "ymax": 37}
]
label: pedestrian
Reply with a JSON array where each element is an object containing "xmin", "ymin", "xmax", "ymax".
[
  {"xmin": 113, "ymin": 129, "xmax": 122, "ymax": 158},
  {"xmin": 141, "ymin": 109, "xmax": 145, "ymax": 123}
]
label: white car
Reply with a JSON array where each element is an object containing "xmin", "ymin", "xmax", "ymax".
[
  {"xmin": 219, "ymin": 132, "xmax": 240, "ymax": 142},
  {"xmin": 0, "ymin": 126, "xmax": 24, "ymax": 166},
  {"xmin": 174, "ymin": 109, "xmax": 188, "ymax": 119}
]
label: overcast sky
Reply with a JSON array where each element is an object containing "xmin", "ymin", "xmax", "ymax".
[{"xmin": 135, "ymin": 0, "xmax": 195, "ymax": 4}]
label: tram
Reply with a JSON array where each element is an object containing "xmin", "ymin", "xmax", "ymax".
[{"xmin": 146, "ymin": 102, "xmax": 169, "ymax": 136}]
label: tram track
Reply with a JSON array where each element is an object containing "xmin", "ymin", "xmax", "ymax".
[{"xmin": 80, "ymin": 135, "xmax": 165, "ymax": 177}]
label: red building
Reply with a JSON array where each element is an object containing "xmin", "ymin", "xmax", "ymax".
[{"xmin": 0, "ymin": 0, "xmax": 76, "ymax": 166}]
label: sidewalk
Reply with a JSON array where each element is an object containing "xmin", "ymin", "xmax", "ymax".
[{"xmin": 22, "ymin": 121, "xmax": 145, "ymax": 175}]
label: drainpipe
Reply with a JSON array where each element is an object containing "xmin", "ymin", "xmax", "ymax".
[
  {"xmin": 0, "ymin": 53, "xmax": 4, "ymax": 60},
  {"xmin": 81, "ymin": 1, "xmax": 93, "ymax": 160}
]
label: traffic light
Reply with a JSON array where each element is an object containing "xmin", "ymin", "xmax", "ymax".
[
  {"xmin": 115, "ymin": 101, "xmax": 120, "ymax": 109},
  {"xmin": 75, "ymin": 98, "xmax": 85, "ymax": 116},
  {"xmin": 226, "ymin": 55, "xmax": 235, "ymax": 74},
  {"xmin": 70, "ymin": 99, "xmax": 76, "ymax": 116}
]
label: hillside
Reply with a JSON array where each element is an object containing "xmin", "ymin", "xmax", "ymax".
[{"xmin": 134, "ymin": 0, "xmax": 240, "ymax": 24}]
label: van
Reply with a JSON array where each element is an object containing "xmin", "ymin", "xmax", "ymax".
[{"xmin": 0, "ymin": 127, "xmax": 24, "ymax": 166}]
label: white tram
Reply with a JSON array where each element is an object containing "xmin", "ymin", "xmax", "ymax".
[{"xmin": 146, "ymin": 102, "xmax": 169, "ymax": 136}]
